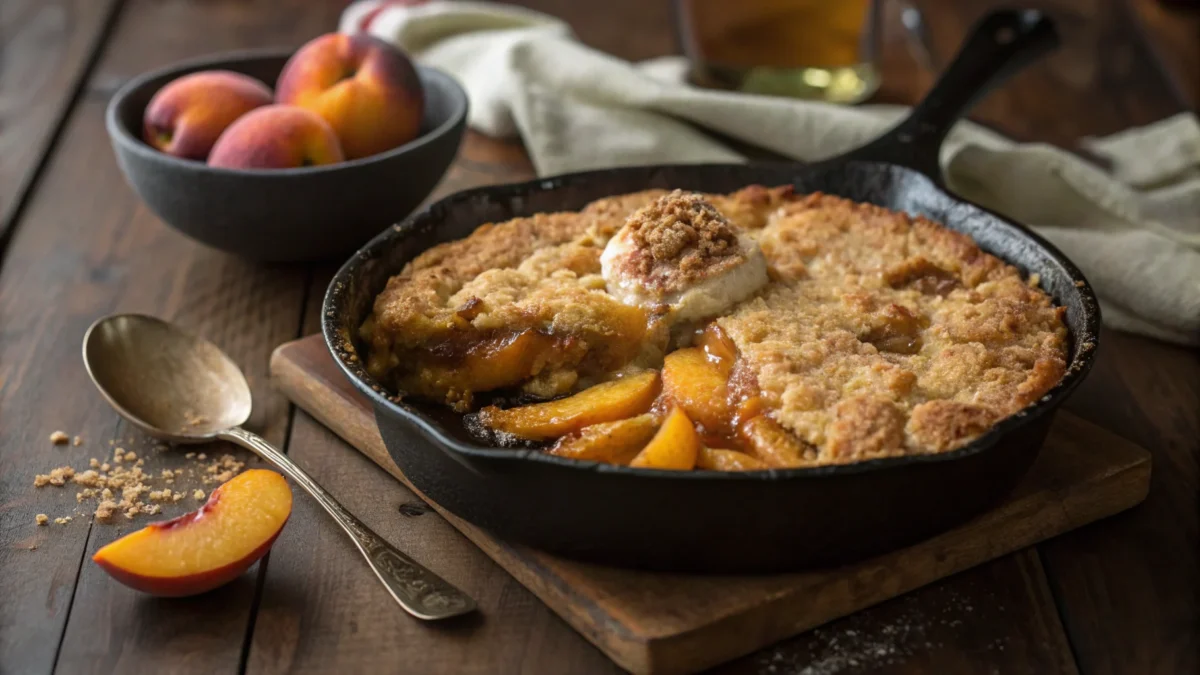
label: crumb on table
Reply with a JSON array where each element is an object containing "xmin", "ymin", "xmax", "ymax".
[
  {"xmin": 36, "ymin": 514, "xmax": 48, "ymax": 526},
  {"xmin": 49, "ymin": 431, "xmax": 69, "ymax": 445}
]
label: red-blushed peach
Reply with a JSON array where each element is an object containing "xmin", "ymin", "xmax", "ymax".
[
  {"xmin": 92, "ymin": 469, "xmax": 292, "ymax": 597},
  {"xmin": 276, "ymin": 33, "xmax": 424, "ymax": 160},
  {"xmin": 143, "ymin": 70, "xmax": 273, "ymax": 160},
  {"xmin": 207, "ymin": 105, "xmax": 345, "ymax": 169}
]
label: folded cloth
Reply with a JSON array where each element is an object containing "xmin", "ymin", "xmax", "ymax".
[{"xmin": 343, "ymin": 0, "xmax": 1200, "ymax": 346}]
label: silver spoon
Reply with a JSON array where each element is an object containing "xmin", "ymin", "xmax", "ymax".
[{"xmin": 82, "ymin": 313, "xmax": 475, "ymax": 620}]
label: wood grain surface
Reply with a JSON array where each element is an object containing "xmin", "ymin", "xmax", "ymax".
[
  {"xmin": 0, "ymin": 0, "xmax": 1194, "ymax": 673},
  {"xmin": 0, "ymin": 0, "xmax": 122, "ymax": 247},
  {"xmin": 268, "ymin": 334, "xmax": 1151, "ymax": 675}
]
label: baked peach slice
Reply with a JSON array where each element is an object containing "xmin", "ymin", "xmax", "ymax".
[
  {"xmin": 696, "ymin": 323, "xmax": 738, "ymax": 374},
  {"xmin": 739, "ymin": 416, "xmax": 819, "ymax": 468},
  {"xmin": 696, "ymin": 447, "xmax": 768, "ymax": 472},
  {"xmin": 630, "ymin": 407, "xmax": 701, "ymax": 470},
  {"xmin": 92, "ymin": 469, "xmax": 292, "ymax": 597},
  {"xmin": 478, "ymin": 370, "xmax": 659, "ymax": 441},
  {"xmin": 661, "ymin": 347, "xmax": 735, "ymax": 435},
  {"xmin": 548, "ymin": 414, "xmax": 659, "ymax": 465}
]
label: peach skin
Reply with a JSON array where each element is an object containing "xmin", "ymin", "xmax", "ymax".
[
  {"xmin": 276, "ymin": 33, "xmax": 424, "ymax": 159},
  {"xmin": 207, "ymin": 104, "xmax": 345, "ymax": 169},
  {"xmin": 143, "ymin": 70, "xmax": 273, "ymax": 160},
  {"xmin": 92, "ymin": 469, "xmax": 292, "ymax": 597}
]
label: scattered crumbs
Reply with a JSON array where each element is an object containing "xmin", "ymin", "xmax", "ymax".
[
  {"xmin": 148, "ymin": 489, "xmax": 173, "ymax": 502},
  {"xmin": 753, "ymin": 589, "xmax": 1004, "ymax": 675},
  {"xmin": 28, "ymin": 544, "xmax": 37, "ymax": 551},
  {"xmin": 201, "ymin": 455, "xmax": 244, "ymax": 485},
  {"xmin": 108, "ymin": 439, "xmax": 115, "ymax": 446},
  {"xmin": 34, "ymin": 466, "xmax": 76, "ymax": 487},
  {"xmin": 73, "ymin": 470, "xmax": 103, "ymax": 487},
  {"xmin": 73, "ymin": 435, "xmax": 83, "ymax": 447},
  {"xmin": 49, "ymin": 431, "xmax": 70, "ymax": 445},
  {"xmin": 36, "ymin": 514, "xmax": 49, "ymax": 526},
  {"xmin": 32, "ymin": 439, "xmax": 245, "ymax": 526},
  {"xmin": 94, "ymin": 500, "xmax": 118, "ymax": 520}
]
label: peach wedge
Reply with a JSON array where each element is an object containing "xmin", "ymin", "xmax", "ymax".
[
  {"xmin": 548, "ymin": 414, "xmax": 659, "ymax": 465},
  {"xmin": 661, "ymin": 347, "xmax": 735, "ymax": 435},
  {"xmin": 696, "ymin": 447, "xmax": 768, "ymax": 472},
  {"xmin": 478, "ymin": 371, "xmax": 659, "ymax": 441},
  {"xmin": 630, "ymin": 407, "xmax": 701, "ymax": 470},
  {"xmin": 739, "ymin": 416, "xmax": 818, "ymax": 469},
  {"xmin": 92, "ymin": 469, "xmax": 292, "ymax": 597}
]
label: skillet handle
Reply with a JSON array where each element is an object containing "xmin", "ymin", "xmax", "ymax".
[{"xmin": 843, "ymin": 9, "xmax": 1059, "ymax": 182}]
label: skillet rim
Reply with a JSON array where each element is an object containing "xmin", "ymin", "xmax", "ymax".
[{"xmin": 322, "ymin": 160, "xmax": 1101, "ymax": 481}]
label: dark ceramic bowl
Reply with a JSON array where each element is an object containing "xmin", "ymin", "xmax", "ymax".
[{"xmin": 106, "ymin": 48, "xmax": 468, "ymax": 262}]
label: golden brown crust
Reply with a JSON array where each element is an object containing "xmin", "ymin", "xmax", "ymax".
[
  {"xmin": 907, "ymin": 400, "xmax": 999, "ymax": 452},
  {"xmin": 365, "ymin": 186, "xmax": 1068, "ymax": 458},
  {"xmin": 718, "ymin": 192, "xmax": 1067, "ymax": 457}
]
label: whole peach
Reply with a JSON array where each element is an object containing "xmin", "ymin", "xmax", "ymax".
[
  {"xmin": 207, "ymin": 105, "xmax": 345, "ymax": 170},
  {"xmin": 276, "ymin": 33, "xmax": 424, "ymax": 160},
  {"xmin": 143, "ymin": 71, "xmax": 273, "ymax": 160}
]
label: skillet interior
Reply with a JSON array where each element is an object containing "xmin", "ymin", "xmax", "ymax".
[
  {"xmin": 325, "ymin": 159, "xmax": 1099, "ymax": 462},
  {"xmin": 321, "ymin": 161, "xmax": 1099, "ymax": 571}
]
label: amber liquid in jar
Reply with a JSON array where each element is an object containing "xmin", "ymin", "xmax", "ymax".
[{"xmin": 675, "ymin": 0, "xmax": 880, "ymax": 103}]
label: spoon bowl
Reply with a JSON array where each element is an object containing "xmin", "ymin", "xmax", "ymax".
[{"xmin": 83, "ymin": 314, "xmax": 251, "ymax": 442}]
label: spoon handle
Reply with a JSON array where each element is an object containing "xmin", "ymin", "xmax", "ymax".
[{"xmin": 217, "ymin": 426, "xmax": 476, "ymax": 620}]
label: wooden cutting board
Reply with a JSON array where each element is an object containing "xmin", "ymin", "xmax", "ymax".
[{"xmin": 269, "ymin": 335, "xmax": 1150, "ymax": 675}]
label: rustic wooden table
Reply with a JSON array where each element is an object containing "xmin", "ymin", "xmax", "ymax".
[{"xmin": 1, "ymin": 1, "xmax": 1196, "ymax": 673}]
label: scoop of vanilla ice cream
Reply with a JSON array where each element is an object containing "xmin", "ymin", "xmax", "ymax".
[{"xmin": 600, "ymin": 191, "xmax": 768, "ymax": 323}]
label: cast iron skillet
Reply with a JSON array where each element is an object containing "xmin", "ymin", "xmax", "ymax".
[{"xmin": 323, "ymin": 10, "xmax": 1100, "ymax": 572}]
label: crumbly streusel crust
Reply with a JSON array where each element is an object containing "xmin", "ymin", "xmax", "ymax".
[
  {"xmin": 716, "ymin": 192, "xmax": 1067, "ymax": 460},
  {"xmin": 364, "ymin": 186, "xmax": 1067, "ymax": 457}
]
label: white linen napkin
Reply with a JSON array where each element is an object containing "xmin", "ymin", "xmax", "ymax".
[{"xmin": 342, "ymin": 0, "xmax": 1200, "ymax": 346}]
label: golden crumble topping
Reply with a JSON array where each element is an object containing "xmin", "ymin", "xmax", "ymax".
[
  {"xmin": 715, "ymin": 193, "xmax": 1067, "ymax": 459},
  {"xmin": 619, "ymin": 190, "xmax": 745, "ymax": 291},
  {"xmin": 364, "ymin": 186, "xmax": 1067, "ymax": 460}
]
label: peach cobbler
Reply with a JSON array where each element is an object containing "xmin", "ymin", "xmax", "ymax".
[{"xmin": 360, "ymin": 187, "xmax": 1068, "ymax": 470}]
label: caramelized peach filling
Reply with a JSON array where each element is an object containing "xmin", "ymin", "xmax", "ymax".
[
  {"xmin": 474, "ymin": 321, "xmax": 819, "ymax": 471},
  {"xmin": 396, "ymin": 330, "xmax": 586, "ymax": 408}
]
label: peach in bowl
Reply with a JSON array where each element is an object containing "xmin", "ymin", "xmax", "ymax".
[{"xmin": 106, "ymin": 46, "xmax": 467, "ymax": 262}]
